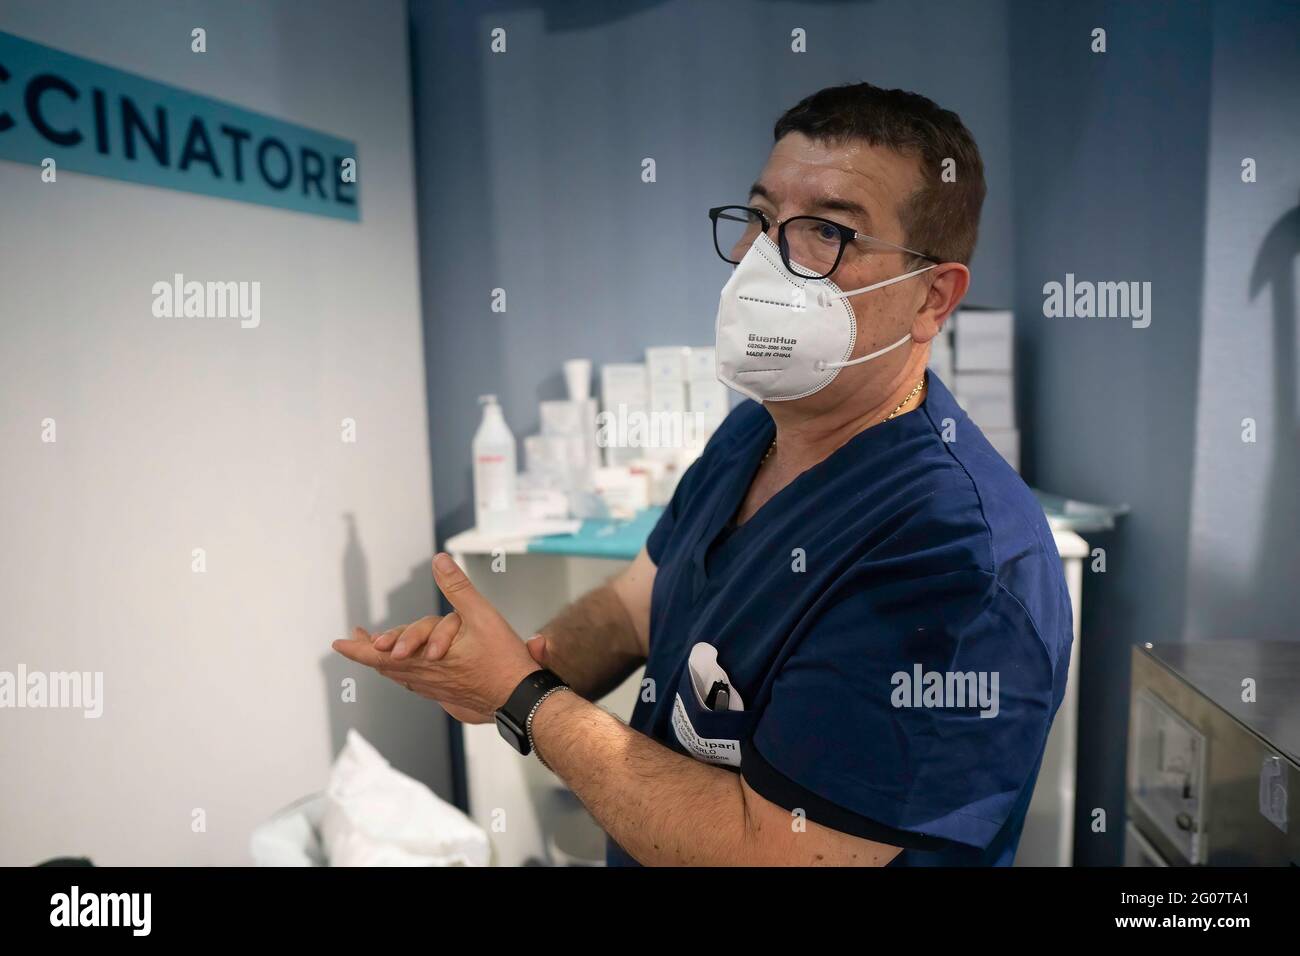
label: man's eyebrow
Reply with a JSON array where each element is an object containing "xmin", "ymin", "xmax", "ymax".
[
  {"xmin": 747, "ymin": 184, "xmax": 873, "ymax": 228},
  {"xmin": 813, "ymin": 197, "xmax": 871, "ymax": 225}
]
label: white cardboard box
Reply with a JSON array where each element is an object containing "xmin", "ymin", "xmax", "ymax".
[
  {"xmin": 685, "ymin": 346, "xmax": 716, "ymax": 380},
  {"xmin": 601, "ymin": 407, "xmax": 646, "ymax": 467},
  {"xmin": 928, "ymin": 325, "xmax": 954, "ymax": 383},
  {"xmin": 954, "ymin": 371, "xmax": 1016, "ymax": 431},
  {"xmin": 648, "ymin": 381, "xmax": 687, "ymax": 414},
  {"xmin": 645, "ymin": 346, "xmax": 690, "ymax": 384},
  {"xmin": 687, "ymin": 378, "xmax": 729, "ymax": 416},
  {"xmin": 539, "ymin": 399, "xmax": 586, "ymax": 435},
  {"xmin": 593, "ymin": 465, "xmax": 650, "ymax": 519},
  {"xmin": 600, "ymin": 364, "xmax": 648, "ymax": 468},
  {"xmin": 601, "ymin": 363, "xmax": 648, "ymax": 402},
  {"xmin": 954, "ymin": 308, "xmax": 1014, "ymax": 372},
  {"xmin": 983, "ymin": 428, "xmax": 1020, "ymax": 472}
]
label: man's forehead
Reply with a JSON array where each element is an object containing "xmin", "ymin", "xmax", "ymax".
[{"xmin": 752, "ymin": 133, "xmax": 921, "ymax": 223}]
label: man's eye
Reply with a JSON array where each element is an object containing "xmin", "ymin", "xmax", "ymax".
[{"xmin": 815, "ymin": 223, "xmax": 839, "ymax": 242}]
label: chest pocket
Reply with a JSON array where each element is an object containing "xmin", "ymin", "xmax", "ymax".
[{"xmin": 668, "ymin": 658, "xmax": 756, "ymax": 769}]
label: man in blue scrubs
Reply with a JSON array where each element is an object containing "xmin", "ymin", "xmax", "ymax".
[{"xmin": 335, "ymin": 82, "xmax": 1073, "ymax": 866}]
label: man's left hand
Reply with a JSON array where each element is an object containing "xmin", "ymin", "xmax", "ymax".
[{"xmin": 331, "ymin": 553, "xmax": 539, "ymax": 725}]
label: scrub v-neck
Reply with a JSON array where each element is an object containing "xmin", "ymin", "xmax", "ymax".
[{"xmin": 693, "ymin": 395, "xmax": 927, "ymax": 588}]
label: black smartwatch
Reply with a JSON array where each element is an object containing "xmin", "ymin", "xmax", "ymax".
[{"xmin": 495, "ymin": 669, "xmax": 569, "ymax": 756}]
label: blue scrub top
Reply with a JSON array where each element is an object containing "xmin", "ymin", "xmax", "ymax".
[{"xmin": 608, "ymin": 373, "xmax": 1073, "ymax": 866}]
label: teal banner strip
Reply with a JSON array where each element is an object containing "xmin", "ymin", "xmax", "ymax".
[{"xmin": 0, "ymin": 30, "xmax": 359, "ymax": 221}]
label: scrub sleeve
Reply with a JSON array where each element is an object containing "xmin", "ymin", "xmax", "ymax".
[{"xmin": 740, "ymin": 565, "xmax": 1058, "ymax": 851}]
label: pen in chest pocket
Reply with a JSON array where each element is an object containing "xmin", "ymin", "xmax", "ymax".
[
  {"xmin": 687, "ymin": 642, "xmax": 744, "ymax": 712},
  {"xmin": 705, "ymin": 679, "xmax": 730, "ymax": 711}
]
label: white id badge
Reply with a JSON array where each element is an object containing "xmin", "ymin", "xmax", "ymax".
[
  {"xmin": 671, "ymin": 643, "xmax": 747, "ymax": 768},
  {"xmin": 672, "ymin": 694, "xmax": 743, "ymax": 766}
]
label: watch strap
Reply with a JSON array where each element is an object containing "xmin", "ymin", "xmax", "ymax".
[{"xmin": 497, "ymin": 669, "xmax": 567, "ymax": 756}]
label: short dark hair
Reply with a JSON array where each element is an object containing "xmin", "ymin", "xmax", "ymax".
[{"xmin": 773, "ymin": 82, "xmax": 986, "ymax": 265}]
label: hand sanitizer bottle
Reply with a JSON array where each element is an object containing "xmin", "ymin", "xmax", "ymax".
[{"xmin": 472, "ymin": 394, "xmax": 517, "ymax": 536}]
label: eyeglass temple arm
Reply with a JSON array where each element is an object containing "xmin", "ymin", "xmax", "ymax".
[{"xmin": 847, "ymin": 231, "xmax": 941, "ymax": 263}]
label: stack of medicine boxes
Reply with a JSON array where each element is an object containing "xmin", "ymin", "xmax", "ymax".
[
  {"xmin": 644, "ymin": 346, "xmax": 730, "ymax": 458},
  {"xmin": 598, "ymin": 349, "xmax": 731, "ymax": 506},
  {"xmin": 599, "ymin": 362, "xmax": 649, "ymax": 468},
  {"xmin": 683, "ymin": 347, "xmax": 730, "ymax": 436},
  {"xmin": 645, "ymin": 346, "xmax": 690, "ymax": 456},
  {"xmin": 941, "ymin": 307, "xmax": 1019, "ymax": 472}
]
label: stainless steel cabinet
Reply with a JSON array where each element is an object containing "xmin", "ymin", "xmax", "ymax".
[{"xmin": 1127, "ymin": 642, "xmax": 1299, "ymax": 866}]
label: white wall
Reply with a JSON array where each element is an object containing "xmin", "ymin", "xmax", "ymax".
[
  {"xmin": 1184, "ymin": 0, "xmax": 1300, "ymax": 640},
  {"xmin": 0, "ymin": 0, "xmax": 446, "ymax": 865}
]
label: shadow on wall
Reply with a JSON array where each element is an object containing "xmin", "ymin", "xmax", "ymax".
[
  {"xmin": 1190, "ymin": 199, "xmax": 1300, "ymax": 640},
  {"xmin": 1245, "ymin": 199, "xmax": 1299, "ymax": 634},
  {"xmin": 317, "ymin": 513, "xmax": 450, "ymax": 797}
]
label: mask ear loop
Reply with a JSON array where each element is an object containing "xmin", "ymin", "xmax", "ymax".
[
  {"xmin": 812, "ymin": 263, "xmax": 937, "ymax": 309},
  {"xmin": 816, "ymin": 331, "xmax": 913, "ymax": 371},
  {"xmin": 811, "ymin": 264, "xmax": 937, "ymax": 372}
]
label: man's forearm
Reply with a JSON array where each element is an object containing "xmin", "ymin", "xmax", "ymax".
[
  {"xmin": 536, "ymin": 584, "xmax": 644, "ymax": 700},
  {"xmin": 529, "ymin": 690, "xmax": 759, "ymax": 865},
  {"xmin": 529, "ymin": 690, "xmax": 899, "ymax": 866}
]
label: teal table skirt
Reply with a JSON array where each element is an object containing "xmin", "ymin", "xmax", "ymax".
[{"xmin": 525, "ymin": 507, "xmax": 665, "ymax": 561}]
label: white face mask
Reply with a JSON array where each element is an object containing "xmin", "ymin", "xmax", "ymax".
[{"xmin": 714, "ymin": 233, "xmax": 935, "ymax": 403}]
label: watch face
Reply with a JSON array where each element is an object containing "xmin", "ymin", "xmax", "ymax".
[{"xmin": 495, "ymin": 712, "xmax": 528, "ymax": 755}]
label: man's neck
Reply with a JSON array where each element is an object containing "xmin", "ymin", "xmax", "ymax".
[{"xmin": 764, "ymin": 352, "xmax": 930, "ymax": 472}]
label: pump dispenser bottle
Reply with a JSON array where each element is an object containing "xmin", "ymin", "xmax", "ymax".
[{"xmin": 472, "ymin": 394, "xmax": 517, "ymax": 536}]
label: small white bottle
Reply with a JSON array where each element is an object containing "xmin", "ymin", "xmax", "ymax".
[{"xmin": 472, "ymin": 394, "xmax": 517, "ymax": 536}]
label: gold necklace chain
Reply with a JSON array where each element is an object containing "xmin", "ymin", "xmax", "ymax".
[{"xmin": 761, "ymin": 376, "xmax": 926, "ymax": 464}]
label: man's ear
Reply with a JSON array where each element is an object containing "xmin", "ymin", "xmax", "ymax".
[{"xmin": 910, "ymin": 262, "xmax": 970, "ymax": 343}]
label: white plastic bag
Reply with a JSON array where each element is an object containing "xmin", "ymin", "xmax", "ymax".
[
  {"xmin": 319, "ymin": 729, "xmax": 490, "ymax": 866},
  {"xmin": 250, "ymin": 730, "xmax": 490, "ymax": 866},
  {"xmin": 250, "ymin": 793, "xmax": 330, "ymax": 866}
]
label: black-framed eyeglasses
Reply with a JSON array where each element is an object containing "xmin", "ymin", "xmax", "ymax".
[{"xmin": 709, "ymin": 204, "xmax": 940, "ymax": 280}]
